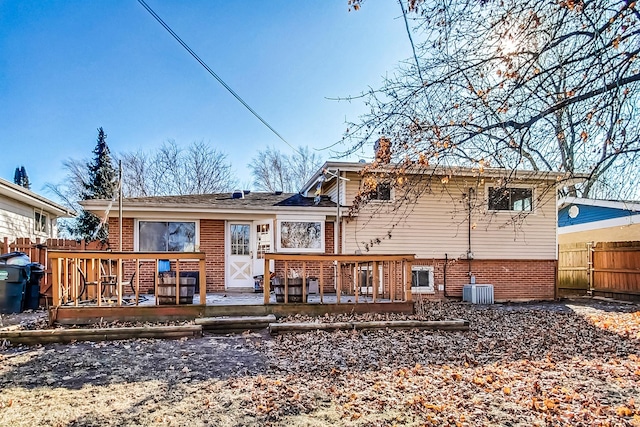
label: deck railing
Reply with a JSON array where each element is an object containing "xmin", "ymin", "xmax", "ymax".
[
  {"xmin": 263, "ymin": 253, "xmax": 415, "ymax": 304},
  {"xmin": 48, "ymin": 251, "xmax": 207, "ymax": 307}
]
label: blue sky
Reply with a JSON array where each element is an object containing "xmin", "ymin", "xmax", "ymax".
[{"xmin": 0, "ymin": 0, "xmax": 412, "ymax": 197}]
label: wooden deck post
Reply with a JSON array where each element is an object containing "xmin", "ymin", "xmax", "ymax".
[
  {"xmin": 284, "ymin": 261, "xmax": 289, "ymax": 304},
  {"xmin": 154, "ymin": 259, "xmax": 159, "ymax": 306},
  {"xmin": 302, "ymin": 262, "xmax": 307, "ymax": 303},
  {"xmin": 51, "ymin": 258, "xmax": 60, "ymax": 306},
  {"xmin": 199, "ymin": 258, "xmax": 206, "ymax": 305},
  {"xmin": 405, "ymin": 260, "xmax": 412, "ymax": 302},
  {"xmin": 117, "ymin": 257, "xmax": 123, "ymax": 306},
  {"xmin": 319, "ymin": 260, "xmax": 324, "ymax": 304},
  {"xmin": 372, "ymin": 261, "xmax": 379, "ymax": 303},
  {"xmin": 336, "ymin": 261, "xmax": 341, "ymax": 304},
  {"xmin": 175, "ymin": 260, "xmax": 181, "ymax": 305},
  {"xmin": 135, "ymin": 259, "xmax": 141, "ymax": 305},
  {"xmin": 263, "ymin": 257, "xmax": 270, "ymax": 305},
  {"xmin": 354, "ymin": 262, "xmax": 359, "ymax": 303},
  {"xmin": 390, "ymin": 262, "xmax": 395, "ymax": 302}
]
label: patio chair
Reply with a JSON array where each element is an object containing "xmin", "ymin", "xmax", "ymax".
[
  {"xmin": 76, "ymin": 266, "xmax": 101, "ymax": 303},
  {"xmin": 120, "ymin": 271, "xmax": 148, "ymax": 304}
]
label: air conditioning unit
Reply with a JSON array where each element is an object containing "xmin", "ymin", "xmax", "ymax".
[{"xmin": 462, "ymin": 284, "xmax": 494, "ymax": 304}]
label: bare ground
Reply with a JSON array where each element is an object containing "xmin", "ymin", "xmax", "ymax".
[{"xmin": 1, "ymin": 298, "xmax": 639, "ymax": 426}]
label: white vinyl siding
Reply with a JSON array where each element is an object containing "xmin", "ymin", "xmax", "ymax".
[
  {"xmin": 342, "ymin": 177, "xmax": 556, "ymax": 260},
  {"xmin": 0, "ymin": 198, "xmax": 57, "ymax": 241},
  {"xmin": 324, "ymin": 180, "xmax": 339, "ymax": 204}
]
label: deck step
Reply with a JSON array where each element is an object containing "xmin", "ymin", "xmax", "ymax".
[{"xmin": 195, "ymin": 314, "xmax": 276, "ymax": 332}]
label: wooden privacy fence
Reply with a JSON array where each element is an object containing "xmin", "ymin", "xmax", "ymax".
[
  {"xmin": 558, "ymin": 241, "xmax": 640, "ymax": 300},
  {"xmin": 263, "ymin": 253, "xmax": 416, "ymax": 304}
]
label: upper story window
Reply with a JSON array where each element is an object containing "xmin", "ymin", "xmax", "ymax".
[
  {"xmin": 371, "ymin": 183, "xmax": 391, "ymax": 201},
  {"xmin": 138, "ymin": 221, "xmax": 197, "ymax": 252},
  {"xmin": 34, "ymin": 211, "xmax": 48, "ymax": 233},
  {"xmin": 488, "ymin": 187, "xmax": 533, "ymax": 212}
]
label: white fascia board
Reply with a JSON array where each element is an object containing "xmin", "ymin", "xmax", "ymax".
[
  {"xmin": 304, "ymin": 161, "xmax": 577, "ymax": 195},
  {"xmin": 91, "ymin": 205, "xmax": 337, "ymax": 218},
  {"xmin": 558, "ymin": 213, "xmax": 640, "ymax": 234},
  {"xmin": 0, "ymin": 180, "xmax": 74, "ymax": 217},
  {"xmin": 558, "ymin": 197, "xmax": 640, "ymax": 212}
]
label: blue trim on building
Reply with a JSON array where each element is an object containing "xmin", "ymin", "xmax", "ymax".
[{"xmin": 559, "ymin": 204, "xmax": 636, "ymax": 227}]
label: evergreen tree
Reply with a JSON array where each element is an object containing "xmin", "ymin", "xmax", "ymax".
[
  {"xmin": 20, "ymin": 166, "xmax": 30, "ymax": 190},
  {"xmin": 75, "ymin": 127, "xmax": 117, "ymax": 242},
  {"xmin": 13, "ymin": 166, "xmax": 31, "ymax": 189}
]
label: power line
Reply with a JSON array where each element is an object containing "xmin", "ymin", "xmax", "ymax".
[{"xmin": 137, "ymin": 0, "xmax": 298, "ymax": 152}]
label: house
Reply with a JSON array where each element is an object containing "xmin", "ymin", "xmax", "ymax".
[
  {"xmin": 81, "ymin": 162, "xmax": 573, "ymax": 301},
  {"xmin": 0, "ymin": 177, "xmax": 74, "ymax": 243},
  {"xmin": 558, "ymin": 197, "xmax": 640, "ymax": 244}
]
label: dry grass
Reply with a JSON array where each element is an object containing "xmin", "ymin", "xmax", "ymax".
[{"xmin": 1, "ymin": 299, "xmax": 639, "ymax": 426}]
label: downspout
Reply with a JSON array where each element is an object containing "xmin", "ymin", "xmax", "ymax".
[
  {"xmin": 334, "ymin": 168, "xmax": 340, "ymax": 292},
  {"xmin": 118, "ymin": 160, "xmax": 123, "ymax": 252},
  {"xmin": 467, "ymin": 188, "xmax": 473, "ymax": 278},
  {"xmin": 335, "ymin": 168, "xmax": 340, "ymax": 255},
  {"xmin": 443, "ymin": 253, "xmax": 449, "ymax": 298}
]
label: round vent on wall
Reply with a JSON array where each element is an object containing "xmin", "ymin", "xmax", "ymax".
[{"xmin": 568, "ymin": 205, "xmax": 580, "ymax": 218}]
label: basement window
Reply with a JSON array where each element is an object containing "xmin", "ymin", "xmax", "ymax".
[{"xmin": 411, "ymin": 265, "xmax": 434, "ymax": 293}]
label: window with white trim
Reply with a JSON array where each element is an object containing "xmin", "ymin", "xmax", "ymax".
[
  {"xmin": 276, "ymin": 219, "xmax": 325, "ymax": 253},
  {"xmin": 138, "ymin": 221, "xmax": 197, "ymax": 252},
  {"xmin": 370, "ymin": 182, "xmax": 391, "ymax": 201},
  {"xmin": 488, "ymin": 187, "xmax": 533, "ymax": 212},
  {"xmin": 411, "ymin": 265, "xmax": 434, "ymax": 293},
  {"xmin": 34, "ymin": 211, "xmax": 48, "ymax": 233}
]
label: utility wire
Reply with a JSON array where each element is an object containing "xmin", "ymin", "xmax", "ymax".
[
  {"xmin": 399, "ymin": 0, "xmax": 423, "ymax": 83},
  {"xmin": 137, "ymin": 0, "xmax": 298, "ymax": 152}
]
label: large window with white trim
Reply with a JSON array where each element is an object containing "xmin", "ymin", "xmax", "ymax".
[
  {"xmin": 411, "ymin": 265, "xmax": 434, "ymax": 293},
  {"xmin": 138, "ymin": 221, "xmax": 197, "ymax": 252},
  {"xmin": 276, "ymin": 219, "xmax": 325, "ymax": 253}
]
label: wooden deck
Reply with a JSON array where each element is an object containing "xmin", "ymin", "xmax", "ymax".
[
  {"xmin": 46, "ymin": 250, "xmax": 417, "ymax": 325},
  {"xmin": 50, "ymin": 301, "xmax": 415, "ymax": 325}
]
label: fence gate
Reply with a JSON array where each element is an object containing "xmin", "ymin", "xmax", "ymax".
[
  {"xmin": 592, "ymin": 241, "xmax": 640, "ymax": 300},
  {"xmin": 557, "ymin": 242, "xmax": 591, "ymax": 296}
]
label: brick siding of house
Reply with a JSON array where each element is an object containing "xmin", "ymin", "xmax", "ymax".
[
  {"xmin": 109, "ymin": 218, "xmax": 554, "ymax": 300},
  {"xmin": 108, "ymin": 218, "xmax": 227, "ymax": 293},
  {"xmin": 412, "ymin": 258, "xmax": 557, "ymax": 301}
]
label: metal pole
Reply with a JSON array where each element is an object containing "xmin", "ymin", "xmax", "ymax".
[
  {"xmin": 118, "ymin": 160, "xmax": 123, "ymax": 252},
  {"xmin": 336, "ymin": 168, "xmax": 340, "ymax": 255}
]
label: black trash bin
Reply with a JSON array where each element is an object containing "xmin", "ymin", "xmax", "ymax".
[
  {"xmin": 25, "ymin": 263, "xmax": 45, "ymax": 310},
  {"xmin": 0, "ymin": 252, "xmax": 31, "ymax": 314}
]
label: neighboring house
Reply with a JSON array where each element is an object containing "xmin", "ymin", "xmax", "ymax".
[
  {"xmin": 0, "ymin": 177, "xmax": 74, "ymax": 243},
  {"xmin": 558, "ymin": 197, "xmax": 640, "ymax": 244},
  {"xmin": 82, "ymin": 162, "xmax": 573, "ymax": 301}
]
